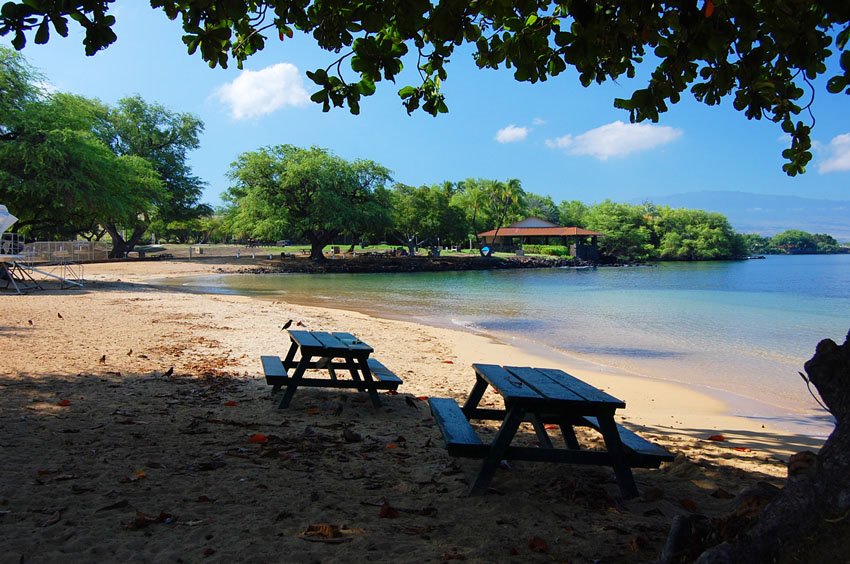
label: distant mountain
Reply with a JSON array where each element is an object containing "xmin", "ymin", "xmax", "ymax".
[{"xmin": 636, "ymin": 190, "xmax": 850, "ymax": 241}]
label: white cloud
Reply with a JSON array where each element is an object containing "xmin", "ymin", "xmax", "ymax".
[
  {"xmin": 532, "ymin": 117, "xmax": 546, "ymax": 126},
  {"xmin": 214, "ymin": 63, "xmax": 309, "ymax": 119},
  {"xmin": 818, "ymin": 133, "xmax": 850, "ymax": 173},
  {"xmin": 495, "ymin": 124, "xmax": 530, "ymax": 143},
  {"xmin": 545, "ymin": 120, "xmax": 682, "ymax": 160}
]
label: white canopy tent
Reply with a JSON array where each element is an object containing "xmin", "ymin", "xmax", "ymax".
[{"xmin": 0, "ymin": 204, "xmax": 17, "ymax": 238}]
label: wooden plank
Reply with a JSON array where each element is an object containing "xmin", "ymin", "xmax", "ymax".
[
  {"xmin": 308, "ymin": 331, "xmax": 353, "ymax": 354},
  {"xmin": 263, "ymin": 376, "xmax": 402, "ymax": 390},
  {"xmin": 429, "ymin": 398, "xmax": 485, "ymax": 457},
  {"xmin": 261, "ymin": 355, "xmax": 286, "ymax": 379},
  {"xmin": 535, "ymin": 367, "xmax": 625, "ymax": 407},
  {"xmin": 366, "ymin": 358, "xmax": 403, "ymax": 385},
  {"xmin": 581, "ymin": 417, "xmax": 674, "ymax": 466},
  {"xmin": 287, "ymin": 330, "xmax": 324, "ymax": 349},
  {"xmin": 332, "ymin": 332, "xmax": 374, "ymax": 353},
  {"xmin": 472, "ymin": 363, "xmax": 544, "ymax": 403},
  {"xmin": 504, "ymin": 366, "xmax": 587, "ymax": 403}
]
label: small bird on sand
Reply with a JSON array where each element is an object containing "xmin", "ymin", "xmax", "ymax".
[
  {"xmin": 57, "ymin": 312, "xmax": 63, "ymax": 319},
  {"xmin": 163, "ymin": 366, "xmax": 174, "ymax": 378},
  {"xmin": 127, "ymin": 349, "xmax": 133, "ymax": 356},
  {"xmin": 281, "ymin": 319, "xmax": 293, "ymax": 330},
  {"xmin": 98, "ymin": 355, "xmax": 106, "ymax": 364},
  {"xmin": 28, "ymin": 320, "xmax": 33, "ymax": 325}
]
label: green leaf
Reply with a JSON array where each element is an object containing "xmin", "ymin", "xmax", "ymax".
[
  {"xmin": 34, "ymin": 19, "xmax": 49, "ymax": 45},
  {"xmin": 826, "ymin": 76, "xmax": 846, "ymax": 94}
]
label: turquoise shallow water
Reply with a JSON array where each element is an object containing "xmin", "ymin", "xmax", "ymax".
[{"xmin": 160, "ymin": 255, "xmax": 849, "ymax": 437}]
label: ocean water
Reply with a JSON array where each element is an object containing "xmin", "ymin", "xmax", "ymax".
[{"xmin": 160, "ymin": 255, "xmax": 849, "ymax": 436}]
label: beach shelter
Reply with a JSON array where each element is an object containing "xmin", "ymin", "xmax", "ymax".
[{"xmin": 477, "ymin": 217, "xmax": 603, "ymax": 259}]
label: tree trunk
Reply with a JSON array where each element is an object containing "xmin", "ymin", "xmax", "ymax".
[
  {"xmin": 104, "ymin": 223, "xmax": 146, "ymax": 258},
  {"xmin": 307, "ymin": 231, "xmax": 335, "ymax": 261},
  {"xmin": 661, "ymin": 329, "xmax": 849, "ymax": 562}
]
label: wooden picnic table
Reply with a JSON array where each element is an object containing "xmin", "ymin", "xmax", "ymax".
[
  {"xmin": 261, "ymin": 330, "xmax": 402, "ymax": 408},
  {"xmin": 429, "ymin": 364, "xmax": 673, "ymax": 498}
]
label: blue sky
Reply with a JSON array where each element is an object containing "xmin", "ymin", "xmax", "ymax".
[{"xmin": 4, "ymin": 2, "xmax": 849, "ymax": 207}]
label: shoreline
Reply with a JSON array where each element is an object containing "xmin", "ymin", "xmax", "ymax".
[
  {"xmin": 1, "ymin": 258, "xmax": 827, "ymax": 561},
  {"xmin": 83, "ymin": 259, "xmax": 828, "ymax": 456}
]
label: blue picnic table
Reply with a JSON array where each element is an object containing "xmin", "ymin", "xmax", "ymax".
[
  {"xmin": 429, "ymin": 364, "xmax": 673, "ymax": 498},
  {"xmin": 261, "ymin": 330, "xmax": 402, "ymax": 408}
]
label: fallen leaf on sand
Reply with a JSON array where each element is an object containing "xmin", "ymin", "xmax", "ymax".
[
  {"xmin": 125, "ymin": 511, "xmax": 175, "ymax": 530},
  {"xmin": 379, "ymin": 502, "xmax": 400, "ymax": 519},
  {"xmin": 305, "ymin": 406, "xmax": 321, "ymax": 415},
  {"xmin": 96, "ymin": 500, "xmax": 130, "ymax": 512},
  {"xmin": 120, "ymin": 470, "xmax": 146, "ymax": 483},
  {"xmin": 544, "ymin": 423, "xmax": 560, "ymax": 430},
  {"xmin": 442, "ymin": 360, "xmax": 454, "ymax": 364},
  {"xmin": 385, "ymin": 443, "xmax": 398, "ymax": 449},
  {"xmin": 298, "ymin": 523, "xmax": 363, "ymax": 543},
  {"xmin": 248, "ymin": 433, "xmax": 268, "ymax": 444},
  {"xmin": 224, "ymin": 401, "xmax": 238, "ymax": 407},
  {"xmin": 57, "ymin": 399, "xmax": 71, "ymax": 407},
  {"xmin": 679, "ymin": 498, "xmax": 699, "ymax": 512},
  {"xmin": 528, "ymin": 536, "xmax": 549, "ymax": 553},
  {"xmin": 707, "ymin": 434, "xmax": 726, "ymax": 442},
  {"xmin": 734, "ymin": 447, "xmax": 753, "ymax": 452},
  {"xmin": 629, "ymin": 534, "xmax": 649, "ymax": 552},
  {"xmin": 416, "ymin": 396, "xmax": 429, "ymax": 401}
]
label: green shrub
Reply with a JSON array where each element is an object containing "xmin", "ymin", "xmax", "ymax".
[{"xmin": 522, "ymin": 244, "xmax": 571, "ymax": 257}]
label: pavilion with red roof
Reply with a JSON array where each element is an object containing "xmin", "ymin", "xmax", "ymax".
[{"xmin": 477, "ymin": 218, "xmax": 603, "ymax": 260}]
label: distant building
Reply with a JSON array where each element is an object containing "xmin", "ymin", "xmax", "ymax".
[{"xmin": 477, "ymin": 218, "xmax": 603, "ymax": 260}]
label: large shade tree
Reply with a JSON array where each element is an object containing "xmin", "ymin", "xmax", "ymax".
[
  {"xmin": 226, "ymin": 145, "xmax": 392, "ymax": 260},
  {"xmin": 2, "ymin": 1, "xmax": 848, "ymax": 175},
  {"xmin": 0, "ymin": 48, "xmax": 163, "ymax": 239},
  {"xmin": 97, "ymin": 96, "xmax": 210, "ymax": 258},
  {"xmin": 389, "ymin": 183, "xmax": 467, "ymax": 254}
]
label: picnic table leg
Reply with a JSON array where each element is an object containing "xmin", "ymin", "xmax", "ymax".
[
  {"xmin": 282, "ymin": 341, "xmax": 298, "ymax": 368},
  {"xmin": 469, "ymin": 406, "xmax": 524, "ymax": 495},
  {"xmin": 529, "ymin": 415, "xmax": 554, "ymax": 449},
  {"xmin": 461, "ymin": 376, "xmax": 489, "ymax": 418},
  {"xmin": 272, "ymin": 341, "xmax": 299, "ymax": 393},
  {"xmin": 354, "ymin": 356, "xmax": 382, "ymax": 407},
  {"xmin": 596, "ymin": 414, "xmax": 639, "ymax": 498},
  {"xmin": 559, "ymin": 424, "xmax": 581, "ymax": 450},
  {"xmin": 278, "ymin": 356, "xmax": 310, "ymax": 409},
  {"xmin": 342, "ymin": 357, "xmax": 363, "ymax": 383}
]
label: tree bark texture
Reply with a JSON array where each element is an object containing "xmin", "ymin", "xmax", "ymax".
[{"xmin": 661, "ymin": 330, "xmax": 849, "ymax": 563}]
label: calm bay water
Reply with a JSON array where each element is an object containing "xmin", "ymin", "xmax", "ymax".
[{"xmin": 161, "ymin": 255, "xmax": 849, "ymax": 436}]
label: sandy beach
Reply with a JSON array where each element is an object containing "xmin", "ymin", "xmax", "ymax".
[{"xmin": 0, "ymin": 259, "xmax": 827, "ymax": 562}]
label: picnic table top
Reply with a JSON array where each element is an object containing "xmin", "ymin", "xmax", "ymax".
[
  {"xmin": 288, "ymin": 330, "xmax": 374, "ymax": 355},
  {"xmin": 472, "ymin": 363, "xmax": 625, "ymax": 410}
]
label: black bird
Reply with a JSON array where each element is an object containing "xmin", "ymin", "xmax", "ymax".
[
  {"xmin": 28, "ymin": 320, "xmax": 33, "ymax": 325},
  {"xmin": 57, "ymin": 312, "xmax": 63, "ymax": 319},
  {"xmin": 163, "ymin": 366, "xmax": 174, "ymax": 378},
  {"xmin": 127, "ymin": 349, "xmax": 133, "ymax": 356},
  {"xmin": 98, "ymin": 355, "xmax": 106, "ymax": 364},
  {"xmin": 281, "ymin": 319, "xmax": 293, "ymax": 330}
]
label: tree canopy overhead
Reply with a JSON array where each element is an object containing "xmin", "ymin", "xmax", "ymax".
[{"xmin": 1, "ymin": 1, "xmax": 848, "ymax": 176}]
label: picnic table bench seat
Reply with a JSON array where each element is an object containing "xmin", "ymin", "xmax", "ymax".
[
  {"xmin": 578, "ymin": 416, "xmax": 674, "ymax": 468},
  {"xmin": 429, "ymin": 398, "xmax": 486, "ymax": 457},
  {"xmin": 261, "ymin": 354, "xmax": 402, "ymax": 391}
]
